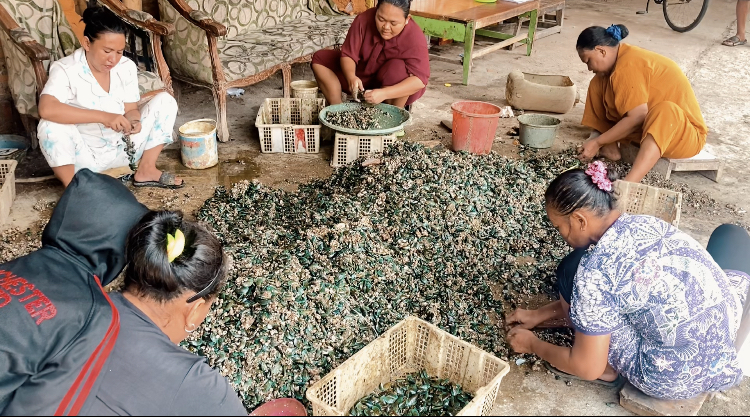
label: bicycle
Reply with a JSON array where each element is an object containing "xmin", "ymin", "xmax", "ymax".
[{"xmin": 638, "ymin": 0, "xmax": 711, "ymax": 33}]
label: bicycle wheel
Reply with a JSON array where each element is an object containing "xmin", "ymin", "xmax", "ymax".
[{"xmin": 663, "ymin": 0, "xmax": 710, "ymax": 32}]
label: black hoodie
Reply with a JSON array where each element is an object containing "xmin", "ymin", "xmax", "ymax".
[{"xmin": 0, "ymin": 169, "xmax": 148, "ymax": 415}]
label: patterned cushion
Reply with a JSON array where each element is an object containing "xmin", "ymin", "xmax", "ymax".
[
  {"xmin": 159, "ymin": 0, "xmax": 351, "ymax": 85},
  {"xmin": 0, "ymin": 0, "xmax": 79, "ymax": 115},
  {"xmin": 219, "ymin": 14, "xmax": 352, "ymax": 82},
  {"xmin": 176, "ymin": 0, "xmax": 315, "ymax": 38},
  {"xmin": 138, "ymin": 71, "xmax": 166, "ymax": 95}
]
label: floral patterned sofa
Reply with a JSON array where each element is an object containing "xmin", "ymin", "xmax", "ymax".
[
  {"xmin": 0, "ymin": 0, "xmax": 175, "ymax": 148},
  {"xmin": 158, "ymin": 0, "xmax": 354, "ymax": 141}
]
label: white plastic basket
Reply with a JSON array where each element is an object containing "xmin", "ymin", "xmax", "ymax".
[
  {"xmin": 331, "ymin": 132, "xmax": 397, "ymax": 167},
  {"xmin": 306, "ymin": 316, "xmax": 510, "ymax": 416},
  {"xmin": 0, "ymin": 160, "xmax": 17, "ymax": 225},
  {"xmin": 255, "ymin": 98, "xmax": 325, "ymax": 153}
]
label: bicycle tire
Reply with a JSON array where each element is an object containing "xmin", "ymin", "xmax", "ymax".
[{"xmin": 663, "ymin": 0, "xmax": 710, "ymax": 33}]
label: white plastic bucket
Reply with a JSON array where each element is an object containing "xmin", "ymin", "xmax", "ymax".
[{"xmin": 179, "ymin": 119, "xmax": 218, "ymax": 169}]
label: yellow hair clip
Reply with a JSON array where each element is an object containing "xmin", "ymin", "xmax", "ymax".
[{"xmin": 167, "ymin": 229, "xmax": 186, "ymax": 263}]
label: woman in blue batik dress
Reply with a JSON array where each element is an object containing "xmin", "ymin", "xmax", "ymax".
[{"xmin": 505, "ymin": 161, "xmax": 750, "ymax": 400}]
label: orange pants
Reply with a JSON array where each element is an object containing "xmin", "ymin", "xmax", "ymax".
[{"xmin": 582, "ymin": 76, "xmax": 706, "ymax": 159}]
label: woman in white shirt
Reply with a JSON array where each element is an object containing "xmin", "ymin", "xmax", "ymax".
[{"xmin": 38, "ymin": 6, "xmax": 182, "ymax": 189}]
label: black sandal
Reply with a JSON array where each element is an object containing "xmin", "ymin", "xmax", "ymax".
[
  {"xmin": 544, "ymin": 362, "xmax": 627, "ymax": 388},
  {"xmin": 133, "ymin": 172, "xmax": 185, "ymax": 189}
]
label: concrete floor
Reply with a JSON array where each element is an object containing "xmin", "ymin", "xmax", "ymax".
[{"xmin": 3, "ymin": 0, "xmax": 750, "ymax": 414}]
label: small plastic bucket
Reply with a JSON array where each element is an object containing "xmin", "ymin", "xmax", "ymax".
[
  {"xmin": 291, "ymin": 80, "xmax": 319, "ymax": 100},
  {"xmin": 451, "ymin": 101, "xmax": 502, "ymax": 155},
  {"xmin": 517, "ymin": 114, "xmax": 561, "ymax": 149},
  {"xmin": 179, "ymin": 119, "xmax": 218, "ymax": 169}
]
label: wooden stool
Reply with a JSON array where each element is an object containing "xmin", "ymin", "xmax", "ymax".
[
  {"xmin": 621, "ymin": 143, "xmax": 725, "ymax": 183},
  {"xmin": 620, "ymin": 382, "xmax": 709, "ymax": 416}
]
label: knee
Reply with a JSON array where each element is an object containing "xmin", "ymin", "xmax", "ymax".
[
  {"xmin": 37, "ymin": 119, "xmax": 79, "ymax": 140},
  {"xmin": 312, "ymin": 49, "xmax": 340, "ymax": 67},
  {"xmin": 709, "ymin": 224, "xmax": 750, "ymax": 246},
  {"xmin": 377, "ymin": 59, "xmax": 408, "ymax": 85},
  {"xmin": 146, "ymin": 92, "xmax": 178, "ymax": 119},
  {"xmin": 556, "ymin": 249, "xmax": 586, "ymax": 303},
  {"xmin": 647, "ymin": 101, "xmax": 681, "ymax": 118}
]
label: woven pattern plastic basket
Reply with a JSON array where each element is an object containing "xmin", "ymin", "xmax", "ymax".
[
  {"xmin": 306, "ymin": 316, "xmax": 510, "ymax": 416},
  {"xmin": 613, "ymin": 180, "xmax": 682, "ymax": 227},
  {"xmin": 331, "ymin": 132, "xmax": 397, "ymax": 168},
  {"xmin": 0, "ymin": 160, "xmax": 17, "ymax": 225},
  {"xmin": 255, "ymin": 98, "xmax": 325, "ymax": 153}
]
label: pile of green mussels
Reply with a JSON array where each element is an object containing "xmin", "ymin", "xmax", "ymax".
[
  {"xmin": 349, "ymin": 371, "xmax": 472, "ymax": 416},
  {"xmin": 191, "ymin": 142, "xmax": 577, "ymax": 412}
]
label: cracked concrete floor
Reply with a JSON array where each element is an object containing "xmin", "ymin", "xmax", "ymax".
[{"xmin": 2, "ymin": 0, "xmax": 750, "ymax": 415}]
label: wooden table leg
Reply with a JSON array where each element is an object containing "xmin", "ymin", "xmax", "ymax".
[
  {"xmin": 526, "ymin": 9, "xmax": 538, "ymax": 56},
  {"xmin": 462, "ymin": 20, "xmax": 476, "ymax": 85}
]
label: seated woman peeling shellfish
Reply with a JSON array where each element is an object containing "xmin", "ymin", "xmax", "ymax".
[
  {"xmin": 576, "ymin": 25, "xmax": 707, "ymax": 183},
  {"xmin": 506, "ymin": 161, "xmax": 750, "ymax": 400},
  {"xmin": 37, "ymin": 7, "xmax": 182, "ymax": 189},
  {"xmin": 312, "ymin": 0, "xmax": 430, "ymax": 108}
]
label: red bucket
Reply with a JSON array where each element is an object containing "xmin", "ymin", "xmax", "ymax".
[{"xmin": 451, "ymin": 101, "xmax": 502, "ymax": 155}]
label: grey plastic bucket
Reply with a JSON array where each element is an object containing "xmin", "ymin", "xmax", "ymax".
[{"xmin": 517, "ymin": 114, "xmax": 561, "ymax": 149}]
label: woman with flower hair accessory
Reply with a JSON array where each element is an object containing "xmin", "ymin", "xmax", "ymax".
[
  {"xmin": 575, "ymin": 24, "xmax": 707, "ymax": 183},
  {"xmin": 505, "ymin": 162, "xmax": 750, "ymax": 400}
]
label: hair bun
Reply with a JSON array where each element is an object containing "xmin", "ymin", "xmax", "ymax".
[{"xmin": 614, "ymin": 24, "xmax": 629, "ymax": 40}]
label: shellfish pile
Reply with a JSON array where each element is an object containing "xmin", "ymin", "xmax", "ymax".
[
  {"xmin": 325, "ymin": 107, "xmax": 389, "ymax": 130},
  {"xmin": 192, "ymin": 142, "xmax": 577, "ymax": 411},
  {"xmin": 348, "ymin": 370, "xmax": 473, "ymax": 416}
]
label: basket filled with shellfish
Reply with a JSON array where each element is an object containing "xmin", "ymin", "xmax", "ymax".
[
  {"xmin": 320, "ymin": 103, "xmax": 411, "ymax": 168},
  {"xmin": 306, "ymin": 316, "xmax": 509, "ymax": 416}
]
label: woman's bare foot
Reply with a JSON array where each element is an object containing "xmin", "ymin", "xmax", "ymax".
[{"xmin": 599, "ymin": 142, "xmax": 622, "ymax": 161}]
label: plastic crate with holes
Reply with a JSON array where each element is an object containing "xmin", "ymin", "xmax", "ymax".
[
  {"xmin": 255, "ymin": 98, "xmax": 326, "ymax": 153},
  {"xmin": 306, "ymin": 316, "xmax": 510, "ymax": 416},
  {"xmin": 0, "ymin": 160, "xmax": 17, "ymax": 225},
  {"xmin": 613, "ymin": 180, "xmax": 683, "ymax": 227},
  {"xmin": 331, "ymin": 132, "xmax": 397, "ymax": 168}
]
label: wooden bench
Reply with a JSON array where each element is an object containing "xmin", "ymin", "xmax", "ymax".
[{"xmin": 507, "ymin": 0, "xmax": 564, "ymax": 49}]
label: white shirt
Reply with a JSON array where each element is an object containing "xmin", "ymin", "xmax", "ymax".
[{"xmin": 41, "ymin": 48, "xmax": 140, "ymax": 148}]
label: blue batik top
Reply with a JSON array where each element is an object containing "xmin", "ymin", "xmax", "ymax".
[{"xmin": 570, "ymin": 214, "xmax": 747, "ymax": 400}]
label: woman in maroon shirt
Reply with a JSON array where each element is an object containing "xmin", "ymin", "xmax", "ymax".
[{"xmin": 312, "ymin": 0, "xmax": 430, "ymax": 108}]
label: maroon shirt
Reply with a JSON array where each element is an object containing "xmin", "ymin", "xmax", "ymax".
[{"xmin": 341, "ymin": 7, "xmax": 430, "ymax": 86}]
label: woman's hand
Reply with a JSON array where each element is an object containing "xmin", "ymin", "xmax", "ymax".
[
  {"xmin": 507, "ymin": 328, "xmax": 538, "ymax": 354},
  {"xmin": 578, "ymin": 138, "xmax": 602, "ymax": 161},
  {"xmin": 102, "ymin": 113, "xmax": 132, "ymax": 133},
  {"xmin": 129, "ymin": 119, "xmax": 142, "ymax": 135},
  {"xmin": 347, "ymin": 76, "xmax": 364, "ymax": 100},
  {"xmin": 364, "ymin": 89, "xmax": 386, "ymax": 105},
  {"xmin": 506, "ymin": 308, "xmax": 543, "ymax": 330}
]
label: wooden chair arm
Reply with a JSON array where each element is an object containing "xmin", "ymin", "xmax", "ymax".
[
  {"xmin": 98, "ymin": 0, "xmax": 174, "ymax": 36},
  {"xmin": 0, "ymin": 4, "xmax": 50, "ymax": 61},
  {"xmin": 165, "ymin": 0, "xmax": 227, "ymax": 37}
]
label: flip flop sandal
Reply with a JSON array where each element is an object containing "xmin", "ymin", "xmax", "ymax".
[
  {"xmin": 133, "ymin": 172, "xmax": 185, "ymax": 189},
  {"xmin": 722, "ymin": 36, "xmax": 747, "ymax": 47},
  {"xmin": 544, "ymin": 362, "xmax": 627, "ymax": 388}
]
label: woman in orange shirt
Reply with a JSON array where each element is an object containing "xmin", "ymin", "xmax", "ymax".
[{"xmin": 577, "ymin": 25, "xmax": 707, "ymax": 183}]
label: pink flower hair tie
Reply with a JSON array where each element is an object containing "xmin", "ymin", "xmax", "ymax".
[{"xmin": 585, "ymin": 161, "xmax": 613, "ymax": 192}]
